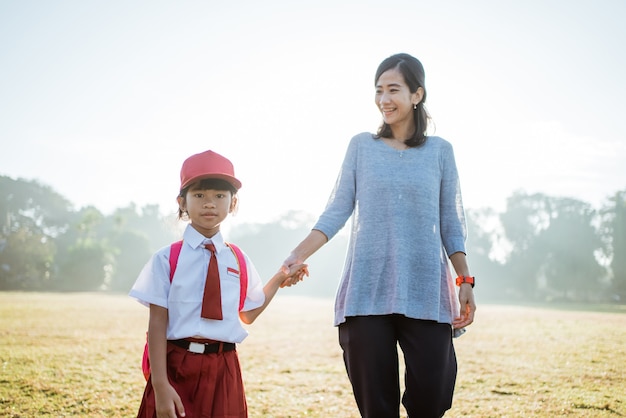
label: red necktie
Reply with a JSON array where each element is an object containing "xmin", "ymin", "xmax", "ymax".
[{"xmin": 201, "ymin": 243, "xmax": 223, "ymax": 320}]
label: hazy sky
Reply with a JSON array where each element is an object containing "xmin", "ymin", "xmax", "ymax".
[{"xmin": 1, "ymin": 0, "xmax": 625, "ymax": 227}]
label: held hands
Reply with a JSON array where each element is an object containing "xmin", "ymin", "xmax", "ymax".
[
  {"xmin": 280, "ymin": 253, "xmax": 309, "ymax": 288},
  {"xmin": 279, "ymin": 261, "xmax": 309, "ymax": 288}
]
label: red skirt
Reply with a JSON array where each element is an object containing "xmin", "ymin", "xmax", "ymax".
[{"xmin": 137, "ymin": 342, "xmax": 247, "ymax": 418}]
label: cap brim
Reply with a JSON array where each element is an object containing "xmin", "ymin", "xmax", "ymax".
[{"xmin": 181, "ymin": 174, "xmax": 242, "ymax": 191}]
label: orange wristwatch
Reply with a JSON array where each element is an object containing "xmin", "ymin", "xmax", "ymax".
[{"xmin": 455, "ymin": 275, "xmax": 475, "ymax": 288}]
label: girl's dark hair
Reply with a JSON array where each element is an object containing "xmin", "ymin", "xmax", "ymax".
[
  {"xmin": 178, "ymin": 178, "xmax": 237, "ymax": 219},
  {"xmin": 374, "ymin": 53, "xmax": 431, "ymax": 148}
]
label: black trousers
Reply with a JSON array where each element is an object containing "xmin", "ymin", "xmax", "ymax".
[{"xmin": 338, "ymin": 315, "xmax": 457, "ymax": 418}]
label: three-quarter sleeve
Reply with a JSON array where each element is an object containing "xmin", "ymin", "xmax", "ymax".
[
  {"xmin": 439, "ymin": 142, "xmax": 467, "ymax": 257},
  {"xmin": 313, "ymin": 135, "xmax": 360, "ymax": 240}
]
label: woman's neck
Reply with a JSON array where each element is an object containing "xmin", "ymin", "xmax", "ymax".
[{"xmin": 389, "ymin": 121, "xmax": 414, "ymax": 142}]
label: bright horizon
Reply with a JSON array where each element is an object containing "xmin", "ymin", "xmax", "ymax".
[{"xmin": 2, "ymin": 1, "xmax": 625, "ymax": 227}]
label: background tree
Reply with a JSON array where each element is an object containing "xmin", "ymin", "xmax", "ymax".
[
  {"xmin": 465, "ymin": 208, "xmax": 506, "ymax": 302},
  {"xmin": 601, "ymin": 190, "xmax": 626, "ymax": 300},
  {"xmin": 105, "ymin": 204, "xmax": 179, "ymax": 292},
  {"xmin": 55, "ymin": 207, "xmax": 110, "ymax": 291},
  {"xmin": 0, "ymin": 227, "xmax": 55, "ymax": 290},
  {"xmin": 536, "ymin": 197, "xmax": 605, "ymax": 300},
  {"xmin": 499, "ymin": 191, "xmax": 551, "ymax": 299},
  {"xmin": 0, "ymin": 176, "xmax": 72, "ymax": 289}
]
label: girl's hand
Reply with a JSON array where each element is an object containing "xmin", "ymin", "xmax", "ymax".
[{"xmin": 154, "ymin": 382, "xmax": 185, "ymax": 418}]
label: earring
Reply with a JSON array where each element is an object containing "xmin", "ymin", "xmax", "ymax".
[{"xmin": 413, "ymin": 103, "xmax": 417, "ymax": 110}]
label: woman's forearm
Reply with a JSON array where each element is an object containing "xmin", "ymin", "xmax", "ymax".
[{"xmin": 290, "ymin": 229, "xmax": 328, "ymax": 262}]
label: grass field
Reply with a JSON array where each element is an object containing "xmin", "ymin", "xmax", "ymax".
[{"xmin": 0, "ymin": 292, "xmax": 625, "ymax": 417}]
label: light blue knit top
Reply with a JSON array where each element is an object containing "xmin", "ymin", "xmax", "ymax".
[{"xmin": 313, "ymin": 132, "xmax": 467, "ymax": 326}]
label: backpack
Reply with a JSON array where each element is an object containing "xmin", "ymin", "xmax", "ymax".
[{"xmin": 141, "ymin": 240, "xmax": 248, "ymax": 380}]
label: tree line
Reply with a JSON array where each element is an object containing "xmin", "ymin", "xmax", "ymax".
[{"xmin": 1, "ymin": 175, "xmax": 624, "ymax": 303}]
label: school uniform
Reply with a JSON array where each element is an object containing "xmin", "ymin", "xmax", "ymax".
[{"xmin": 129, "ymin": 224, "xmax": 265, "ymax": 418}]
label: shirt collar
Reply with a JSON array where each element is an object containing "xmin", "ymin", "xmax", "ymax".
[{"xmin": 182, "ymin": 224, "xmax": 227, "ymax": 252}]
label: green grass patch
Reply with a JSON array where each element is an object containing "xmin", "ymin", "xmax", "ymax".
[{"xmin": 1, "ymin": 293, "xmax": 624, "ymax": 417}]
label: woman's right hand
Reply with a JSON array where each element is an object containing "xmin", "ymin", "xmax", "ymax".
[
  {"xmin": 154, "ymin": 382, "xmax": 185, "ymax": 418},
  {"xmin": 279, "ymin": 230, "xmax": 328, "ymax": 287},
  {"xmin": 280, "ymin": 252, "xmax": 307, "ymax": 287}
]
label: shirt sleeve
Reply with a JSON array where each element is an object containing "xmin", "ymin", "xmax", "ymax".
[
  {"xmin": 313, "ymin": 135, "xmax": 360, "ymax": 240},
  {"xmin": 439, "ymin": 141, "xmax": 467, "ymax": 256},
  {"xmin": 240, "ymin": 252, "xmax": 265, "ymax": 312},
  {"xmin": 128, "ymin": 247, "xmax": 171, "ymax": 308}
]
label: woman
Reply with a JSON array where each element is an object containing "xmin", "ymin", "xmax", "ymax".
[{"xmin": 283, "ymin": 53, "xmax": 476, "ymax": 417}]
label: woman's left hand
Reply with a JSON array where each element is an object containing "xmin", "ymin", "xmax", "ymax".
[{"xmin": 453, "ymin": 284, "xmax": 476, "ymax": 329}]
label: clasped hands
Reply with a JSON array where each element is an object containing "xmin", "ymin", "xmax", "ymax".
[{"xmin": 279, "ymin": 253, "xmax": 308, "ymax": 288}]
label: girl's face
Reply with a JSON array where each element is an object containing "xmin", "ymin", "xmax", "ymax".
[
  {"xmin": 375, "ymin": 68, "xmax": 423, "ymax": 134},
  {"xmin": 178, "ymin": 186, "xmax": 237, "ymax": 237}
]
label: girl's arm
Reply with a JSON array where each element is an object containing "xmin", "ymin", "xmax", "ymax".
[
  {"xmin": 449, "ymin": 252, "xmax": 476, "ymax": 329},
  {"xmin": 239, "ymin": 263, "xmax": 307, "ymax": 324},
  {"xmin": 148, "ymin": 305, "xmax": 186, "ymax": 418}
]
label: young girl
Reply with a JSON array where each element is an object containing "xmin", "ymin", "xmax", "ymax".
[{"xmin": 130, "ymin": 150, "xmax": 306, "ymax": 418}]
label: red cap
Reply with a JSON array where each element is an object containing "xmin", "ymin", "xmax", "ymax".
[{"xmin": 180, "ymin": 150, "xmax": 242, "ymax": 191}]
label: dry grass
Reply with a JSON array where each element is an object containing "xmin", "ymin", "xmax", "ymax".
[{"xmin": 0, "ymin": 292, "xmax": 625, "ymax": 417}]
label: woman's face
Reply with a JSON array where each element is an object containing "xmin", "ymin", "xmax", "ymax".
[{"xmin": 375, "ymin": 68, "xmax": 423, "ymax": 133}]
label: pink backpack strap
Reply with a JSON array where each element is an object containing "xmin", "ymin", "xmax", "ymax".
[
  {"xmin": 169, "ymin": 240, "xmax": 183, "ymax": 282},
  {"xmin": 168, "ymin": 240, "xmax": 247, "ymax": 308},
  {"xmin": 226, "ymin": 242, "xmax": 248, "ymax": 311}
]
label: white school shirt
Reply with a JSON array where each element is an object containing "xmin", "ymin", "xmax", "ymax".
[{"xmin": 129, "ymin": 225, "xmax": 265, "ymax": 343}]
